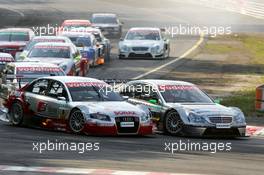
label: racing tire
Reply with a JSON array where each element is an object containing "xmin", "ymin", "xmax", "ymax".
[
  {"xmin": 69, "ymin": 109, "xmax": 85, "ymax": 134},
  {"xmin": 164, "ymin": 110, "xmax": 184, "ymax": 135},
  {"xmin": 10, "ymin": 102, "xmax": 24, "ymax": 126}
]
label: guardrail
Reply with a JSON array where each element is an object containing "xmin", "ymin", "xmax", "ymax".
[{"xmin": 183, "ymin": 0, "xmax": 264, "ymax": 19}]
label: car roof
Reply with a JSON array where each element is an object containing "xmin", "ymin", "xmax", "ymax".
[
  {"xmin": 60, "ymin": 31, "xmax": 94, "ymax": 37},
  {"xmin": 9, "ymin": 62, "xmax": 62, "ymax": 68},
  {"xmin": 129, "ymin": 27, "xmax": 160, "ymax": 31},
  {"xmin": 63, "ymin": 19, "xmax": 91, "ymax": 24},
  {"xmin": 92, "ymin": 13, "xmax": 117, "ymax": 17},
  {"xmin": 131, "ymin": 79, "xmax": 195, "ymax": 86},
  {"xmin": 33, "ymin": 42, "xmax": 73, "ymax": 47},
  {"xmin": 0, "ymin": 28, "xmax": 33, "ymax": 33},
  {"xmin": 0, "ymin": 52, "xmax": 13, "ymax": 58},
  {"xmin": 32, "ymin": 36, "xmax": 69, "ymax": 40},
  {"xmin": 42, "ymin": 76, "xmax": 105, "ymax": 83}
]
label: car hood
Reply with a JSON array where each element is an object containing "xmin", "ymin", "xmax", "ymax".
[
  {"xmin": 0, "ymin": 41, "xmax": 27, "ymax": 47},
  {"xmin": 167, "ymin": 103, "xmax": 237, "ymax": 116},
  {"xmin": 73, "ymin": 101, "xmax": 145, "ymax": 117},
  {"xmin": 24, "ymin": 57, "xmax": 71, "ymax": 65},
  {"xmin": 121, "ymin": 40, "xmax": 162, "ymax": 47}
]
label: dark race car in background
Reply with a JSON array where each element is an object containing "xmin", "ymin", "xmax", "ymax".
[
  {"xmin": 0, "ymin": 28, "xmax": 35, "ymax": 58},
  {"xmin": 91, "ymin": 13, "xmax": 123, "ymax": 38},
  {"xmin": 1, "ymin": 76, "xmax": 153, "ymax": 136}
]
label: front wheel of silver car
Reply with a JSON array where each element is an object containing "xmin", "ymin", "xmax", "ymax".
[
  {"xmin": 164, "ymin": 110, "xmax": 184, "ymax": 135},
  {"xmin": 10, "ymin": 102, "xmax": 24, "ymax": 126},
  {"xmin": 69, "ymin": 109, "xmax": 85, "ymax": 133}
]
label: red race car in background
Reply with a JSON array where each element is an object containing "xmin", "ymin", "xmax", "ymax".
[
  {"xmin": 0, "ymin": 28, "xmax": 35, "ymax": 58},
  {"xmin": 0, "ymin": 52, "xmax": 14, "ymax": 72},
  {"xmin": 57, "ymin": 19, "xmax": 92, "ymax": 35}
]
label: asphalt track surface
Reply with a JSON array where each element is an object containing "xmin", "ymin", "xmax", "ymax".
[{"xmin": 0, "ymin": 0, "xmax": 264, "ymax": 174}]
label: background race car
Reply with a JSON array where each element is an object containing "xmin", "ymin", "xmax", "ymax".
[
  {"xmin": 0, "ymin": 28, "xmax": 35, "ymax": 58},
  {"xmin": 59, "ymin": 31, "xmax": 104, "ymax": 66},
  {"xmin": 119, "ymin": 27, "xmax": 170, "ymax": 59},
  {"xmin": 1, "ymin": 76, "xmax": 153, "ymax": 136},
  {"xmin": 18, "ymin": 36, "xmax": 72, "ymax": 60},
  {"xmin": 24, "ymin": 42, "xmax": 89, "ymax": 76},
  {"xmin": 57, "ymin": 19, "xmax": 92, "ymax": 35}
]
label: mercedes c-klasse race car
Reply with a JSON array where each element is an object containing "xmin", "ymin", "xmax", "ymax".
[
  {"xmin": 0, "ymin": 28, "xmax": 35, "ymax": 58},
  {"xmin": 120, "ymin": 80, "xmax": 246, "ymax": 137},
  {"xmin": 0, "ymin": 52, "xmax": 14, "ymax": 72},
  {"xmin": 18, "ymin": 36, "xmax": 72, "ymax": 60},
  {"xmin": 119, "ymin": 27, "xmax": 170, "ymax": 59},
  {"xmin": 91, "ymin": 13, "xmax": 123, "ymax": 37},
  {"xmin": 23, "ymin": 42, "xmax": 89, "ymax": 76},
  {"xmin": 1, "ymin": 76, "xmax": 153, "ymax": 135},
  {"xmin": 59, "ymin": 31, "xmax": 104, "ymax": 66}
]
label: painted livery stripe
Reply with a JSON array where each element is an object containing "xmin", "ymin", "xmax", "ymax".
[
  {"xmin": 246, "ymin": 125, "xmax": 264, "ymax": 137},
  {"xmin": 0, "ymin": 165, "xmax": 202, "ymax": 175}
]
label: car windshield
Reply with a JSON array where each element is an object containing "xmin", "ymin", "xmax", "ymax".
[
  {"xmin": 0, "ymin": 32, "xmax": 29, "ymax": 41},
  {"xmin": 28, "ymin": 46, "xmax": 71, "ymax": 58},
  {"xmin": 76, "ymin": 37, "xmax": 92, "ymax": 47},
  {"xmin": 126, "ymin": 30, "xmax": 160, "ymax": 40},
  {"xmin": 159, "ymin": 85, "xmax": 213, "ymax": 103},
  {"xmin": 25, "ymin": 39, "xmax": 66, "ymax": 51},
  {"xmin": 67, "ymin": 83, "xmax": 123, "ymax": 102},
  {"xmin": 92, "ymin": 16, "xmax": 117, "ymax": 24}
]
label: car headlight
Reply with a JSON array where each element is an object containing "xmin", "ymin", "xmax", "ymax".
[
  {"xmin": 234, "ymin": 112, "xmax": 245, "ymax": 124},
  {"xmin": 151, "ymin": 45, "xmax": 161, "ymax": 54},
  {"xmin": 189, "ymin": 112, "xmax": 206, "ymax": 124},
  {"xmin": 90, "ymin": 113, "xmax": 111, "ymax": 121},
  {"xmin": 120, "ymin": 45, "xmax": 130, "ymax": 52}
]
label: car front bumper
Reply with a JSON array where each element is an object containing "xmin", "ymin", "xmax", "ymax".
[
  {"xmin": 84, "ymin": 122, "xmax": 153, "ymax": 136},
  {"xmin": 119, "ymin": 51, "xmax": 164, "ymax": 59},
  {"xmin": 182, "ymin": 125, "xmax": 246, "ymax": 137}
]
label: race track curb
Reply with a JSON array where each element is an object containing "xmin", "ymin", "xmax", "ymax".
[{"xmin": 0, "ymin": 165, "xmax": 201, "ymax": 175}]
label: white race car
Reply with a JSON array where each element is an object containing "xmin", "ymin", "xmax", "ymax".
[
  {"xmin": 119, "ymin": 28, "xmax": 170, "ymax": 59},
  {"xmin": 120, "ymin": 79, "xmax": 246, "ymax": 137}
]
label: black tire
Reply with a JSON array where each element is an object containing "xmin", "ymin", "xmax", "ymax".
[
  {"xmin": 164, "ymin": 110, "xmax": 184, "ymax": 135},
  {"xmin": 10, "ymin": 102, "xmax": 24, "ymax": 126},
  {"xmin": 69, "ymin": 109, "xmax": 85, "ymax": 133}
]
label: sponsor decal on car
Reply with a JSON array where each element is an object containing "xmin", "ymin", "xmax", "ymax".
[
  {"xmin": 159, "ymin": 85, "xmax": 195, "ymax": 91},
  {"xmin": 0, "ymin": 57, "xmax": 13, "ymax": 62},
  {"xmin": 114, "ymin": 111, "xmax": 136, "ymax": 116},
  {"xmin": 34, "ymin": 45, "xmax": 70, "ymax": 50},
  {"xmin": 16, "ymin": 67, "xmax": 62, "ymax": 72},
  {"xmin": 34, "ymin": 39, "xmax": 65, "ymax": 43},
  {"xmin": 65, "ymin": 82, "xmax": 108, "ymax": 88}
]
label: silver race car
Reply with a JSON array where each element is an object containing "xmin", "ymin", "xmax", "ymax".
[
  {"xmin": 120, "ymin": 79, "xmax": 246, "ymax": 137},
  {"xmin": 1, "ymin": 76, "xmax": 153, "ymax": 135},
  {"xmin": 119, "ymin": 28, "xmax": 170, "ymax": 59}
]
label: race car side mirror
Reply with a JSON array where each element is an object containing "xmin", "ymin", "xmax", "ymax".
[
  {"xmin": 214, "ymin": 98, "xmax": 221, "ymax": 104},
  {"xmin": 149, "ymin": 99, "xmax": 158, "ymax": 105},
  {"xmin": 122, "ymin": 96, "xmax": 129, "ymax": 101},
  {"xmin": 120, "ymin": 38, "xmax": 124, "ymax": 41}
]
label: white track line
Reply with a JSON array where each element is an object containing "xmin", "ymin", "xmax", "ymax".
[
  {"xmin": 0, "ymin": 165, "xmax": 203, "ymax": 175},
  {"xmin": 132, "ymin": 33, "xmax": 205, "ymax": 80}
]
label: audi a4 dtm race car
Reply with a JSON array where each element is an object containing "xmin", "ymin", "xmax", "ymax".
[
  {"xmin": 18, "ymin": 36, "xmax": 72, "ymax": 60},
  {"xmin": 120, "ymin": 80, "xmax": 246, "ymax": 137},
  {"xmin": 0, "ymin": 28, "xmax": 35, "ymax": 58},
  {"xmin": 91, "ymin": 13, "xmax": 123, "ymax": 37},
  {"xmin": 23, "ymin": 42, "xmax": 89, "ymax": 76},
  {"xmin": 1, "ymin": 76, "xmax": 153, "ymax": 135},
  {"xmin": 119, "ymin": 27, "xmax": 170, "ymax": 59}
]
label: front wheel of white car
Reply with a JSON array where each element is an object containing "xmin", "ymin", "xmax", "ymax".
[
  {"xmin": 164, "ymin": 110, "xmax": 184, "ymax": 135},
  {"xmin": 69, "ymin": 109, "xmax": 85, "ymax": 133}
]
